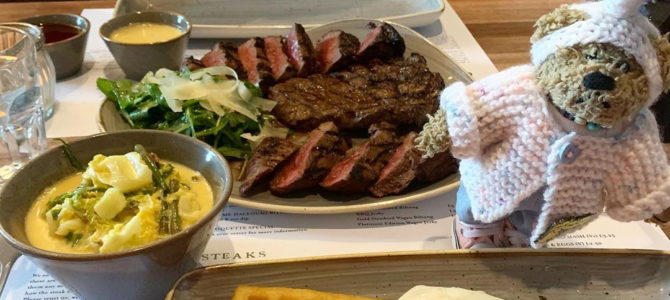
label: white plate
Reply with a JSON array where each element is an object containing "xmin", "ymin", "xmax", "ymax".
[
  {"xmin": 99, "ymin": 19, "xmax": 471, "ymax": 214},
  {"xmin": 113, "ymin": 0, "xmax": 445, "ymax": 38}
]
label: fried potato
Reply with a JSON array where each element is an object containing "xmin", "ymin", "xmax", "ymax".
[{"xmin": 231, "ymin": 285, "xmax": 377, "ymax": 300}]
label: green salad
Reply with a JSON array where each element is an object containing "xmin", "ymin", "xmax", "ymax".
[{"xmin": 97, "ymin": 66, "xmax": 287, "ymax": 159}]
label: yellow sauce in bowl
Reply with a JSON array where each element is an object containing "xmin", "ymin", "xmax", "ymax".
[
  {"xmin": 25, "ymin": 152, "xmax": 213, "ymax": 254},
  {"xmin": 109, "ymin": 22, "xmax": 183, "ymax": 44}
]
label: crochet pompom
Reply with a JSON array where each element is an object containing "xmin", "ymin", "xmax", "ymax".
[{"xmin": 415, "ymin": 109, "xmax": 450, "ymax": 159}]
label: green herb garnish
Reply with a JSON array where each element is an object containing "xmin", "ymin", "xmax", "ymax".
[
  {"xmin": 158, "ymin": 199, "xmax": 181, "ymax": 235},
  {"xmin": 54, "ymin": 138, "xmax": 85, "ymax": 171},
  {"xmin": 65, "ymin": 232, "xmax": 83, "ymax": 247},
  {"xmin": 134, "ymin": 144, "xmax": 169, "ymax": 193}
]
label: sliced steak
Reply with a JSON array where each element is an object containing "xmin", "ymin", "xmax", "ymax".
[
  {"xmin": 270, "ymin": 122, "xmax": 349, "ymax": 194},
  {"xmin": 415, "ymin": 149, "xmax": 458, "ymax": 183},
  {"xmin": 320, "ymin": 122, "xmax": 400, "ymax": 193},
  {"xmin": 270, "ymin": 53, "xmax": 444, "ymax": 131},
  {"xmin": 357, "ymin": 22, "xmax": 405, "ymax": 62},
  {"xmin": 239, "ymin": 137, "xmax": 299, "ymax": 195},
  {"xmin": 238, "ymin": 38, "xmax": 274, "ymax": 85},
  {"xmin": 182, "ymin": 56, "xmax": 205, "ymax": 71},
  {"xmin": 315, "ymin": 30, "xmax": 360, "ymax": 73},
  {"xmin": 284, "ymin": 23, "xmax": 316, "ymax": 76},
  {"xmin": 265, "ymin": 36, "xmax": 296, "ymax": 81},
  {"xmin": 369, "ymin": 132, "xmax": 421, "ymax": 197},
  {"xmin": 201, "ymin": 42, "xmax": 246, "ymax": 77}
]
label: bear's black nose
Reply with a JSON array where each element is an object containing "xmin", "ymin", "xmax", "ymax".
[{"xmin": 583, "ymin": 71, "xmax": 615, "ymax": 90}]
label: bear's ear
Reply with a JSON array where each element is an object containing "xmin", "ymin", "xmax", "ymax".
[
  {"xmin": 531, "ymin": 5, "xmax": 586, "ymax": 42},
  {"xmin": 654, "ymin": 34, "xmax": 670, "ymax": 92}
]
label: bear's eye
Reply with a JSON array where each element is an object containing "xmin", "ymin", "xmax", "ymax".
[
  {"xmin": 615, "ymin": 60, "xmax": 630, "ymax": 73},
  {"xmin": 584, "ymin": 48, "xmax": 599, "ymax": 60},
  {"xmin": 585, "ymin": 53, "xmax": 597, "ymax": 60}
]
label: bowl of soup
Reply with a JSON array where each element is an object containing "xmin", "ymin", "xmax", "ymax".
[
  {"xmin": 0, "ymin": 130, "xmax": 232, "ymax": 300},
  {"xmin": 100, "ymin": 11, "xmax": 191, "ymax": 80}
]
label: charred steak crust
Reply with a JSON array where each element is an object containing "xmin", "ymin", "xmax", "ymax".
[
  {"xmin": 201, "ymin": 42, "xmax": 247, "ymax": 78},
  {"xmin": 369, "ymin": 135, "xmax": 458, "ymax": 197},
  {"xmin": 316, "ymin": 30, "xmax": 361, "ymax": 73},
  {"xmin": 239, "ymin": 137, "xmax": 299, "ymax": 195},
  {"xmin": 270, "ymin": 122, "xmax": 350, "ymax": 194},
  {"xmin": 357, "ymin": 22, "xmax": 405, "ymax": 62},
  {"xmin": 238, "ymin": 37, "xmax": 274, "ymax": 86},
  {"xmin": 284, "ymin": 23, "xmax": 316, "ymax": 76},
  {"xmin": 182, "ymin": 56, "xmax": 205, "ymax": 71},
  {"xmin": 369, "ymin": 132, "xmax": 421, "ymax": 197},
  {"xmin": 415, "ymin": 150, "xmax": 458, "ymax": 183},
  {"xmin": 270, "ymin": 53, "xmax": 444, "ymax": 131},
  {"xmin": 320, "ymin": 122, "xmax": 401, "ymax": 193}
]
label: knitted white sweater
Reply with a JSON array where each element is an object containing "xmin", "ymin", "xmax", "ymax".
[{"xmin": 443, "ymin": 65, "xmax": 670, "ymax": 247}]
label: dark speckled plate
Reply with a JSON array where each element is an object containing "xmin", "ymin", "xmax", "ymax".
[
  {"xmin": 99, "ymin": 19, "xmax": 469, "ymax": 214},
  {"xmin": 165, "ymin": 249, "xmax": 670, "ymax": 300}
]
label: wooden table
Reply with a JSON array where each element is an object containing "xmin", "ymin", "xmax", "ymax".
[{"xmin": 1, "ymin": 0, "xmax": 669, "ymax": 237}]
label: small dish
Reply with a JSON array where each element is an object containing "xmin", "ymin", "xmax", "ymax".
[
  {"xmin": 20, "ymin": 14, "xmax": 90, "ymax": 80},
  {"xmin": 100, "ymin": 11, "xmax": 191, "ymax": 80},
  {"xmin": 0, "ymin": 130, "xmax": 232, "ymax": 300}
]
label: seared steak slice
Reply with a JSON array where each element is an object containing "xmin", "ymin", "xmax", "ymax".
[
  {"xmin": 369, "ymin": 132, "xmax": 421, "ymax": 197},
  {"xmin": 271, "ymin": 122, "xmax": 349, "ymax": 194},
  {"xmin": 265, "ymin": 36, "xmax": 297, "ymax": 81},
  {"xmin": 315, "ymin": 30, "xmax": 360, "ymax": 73},
  {"xmin": 284, "ymin": 23, "xmax": 316, "ymax": 76},
  {"xmin": 320, "ymin": 122, "xmax": 400, "ymax": 193},
  {"xmin": 201, "ymin": 42, "xmax": 246, "ymax": 77},
  {"xmin": 415, "ymin": 150, "xmax": 458, "ymax": 183},
  {"xmin": 182, "ymin": 56, "xmax": 205, "ymax": 71},
  {"xmin": 357, "ymin": 22, "xmax": 405, "ymax": 62},
  {"xmin": 270, "ymin": 53, "xmax": 444, "ymax": 131},
  {"xmin": 238, "ymin": 38, "xmax": 274, "ymax": 85},
  {"xmin": 239, "ymin": 137, "xmax": 299, "ymax": 195}
]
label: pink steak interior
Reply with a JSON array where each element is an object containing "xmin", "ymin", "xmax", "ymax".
[
  {"xmin": 321, "ymin": 142, "xmax": 369, "ymax": 186},
  {"xmin": 238, "ymin": 40, "xmax": 260, "ymax": 83},
  {"xmin": 272, "ymin": 129, "xmax": 325, "ymax": 187},
  {"xmin": 316, "ymin": 31, "xmax": 342, "ymax": 73},
  {"xmin": 357, "ymin": 25, "xmax": 382, "ymax": 55},
  {"xmin": 265, "ymin": 36, "xmax": 289, "ymax": 80}
]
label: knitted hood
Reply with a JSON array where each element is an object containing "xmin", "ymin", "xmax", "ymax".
[{"xmin": 530, "ymin": 0, "xmax": 663, "ymax": 107}]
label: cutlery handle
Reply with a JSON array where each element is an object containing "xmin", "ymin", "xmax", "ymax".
[{"xmin": 0, "ymin": 238, "xmax": 19, "ymax": 296}]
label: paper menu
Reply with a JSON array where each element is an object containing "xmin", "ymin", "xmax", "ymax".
[
  {"xmin": 3, "ymin": 190, "xmax": 670, "ymax": 300},
  {"xmin": 414, "ymin": 2, "xmax": 498, "ymax": 80},
  {"xmin": 200, "ymin": 194, "xmax": 456, "ymax": 266}
]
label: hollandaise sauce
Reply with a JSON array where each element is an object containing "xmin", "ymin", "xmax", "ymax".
[
  {"xmin": 25, "ymin": 149, "xmax": 213, "ymax": 254},
  {"xmin": 109, "ymin": 22, "xmax": 182, "ymax": 44}
]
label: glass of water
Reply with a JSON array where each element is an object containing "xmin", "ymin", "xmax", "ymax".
[{"xmin": 0, "ymin": 25, "xmax": 47, "ymax": 183}]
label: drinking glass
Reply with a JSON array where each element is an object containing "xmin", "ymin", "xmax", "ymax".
[
  {"xmin": 1, "ymin": 22, "xmax": 56, "ymax": 118},
  {"xmin": 0, "ymin": 26, "xmax": 47, "ymax": 183}
]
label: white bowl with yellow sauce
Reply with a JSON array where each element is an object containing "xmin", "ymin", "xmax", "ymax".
[
  {"xmin": 0, "ymin": 130, "xmax": 232, "ymax": 300},
  {"xmin": 100, "ymin": 11, "xmax": 191, "ymax": 80}
]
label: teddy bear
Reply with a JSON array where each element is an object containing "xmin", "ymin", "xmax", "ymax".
[{"xmin": 415, "ymin": 0, "xmax": 670, "ymax": 248}]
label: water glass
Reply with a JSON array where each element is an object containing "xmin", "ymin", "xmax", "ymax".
[
  {"xmin": 1, "ymin": 22, "xmax": 56, "ymax": 118},
  {"xmin": 0, "ymin": 26, "xmax": 47, "ymax": 183}
]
